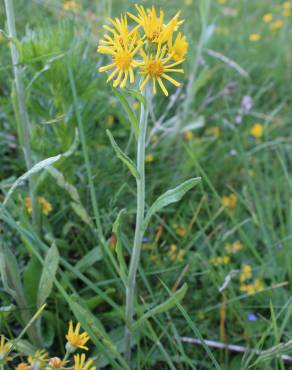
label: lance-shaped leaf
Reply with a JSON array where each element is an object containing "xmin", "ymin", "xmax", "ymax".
[
  {"xmin": 37, "ymin": 244, "xmax": 59, "ymax": 307},
  {"xmin": 112, "ymin": 209, "xmax": 127, "ymax": 285},
  {"xmin": 132, "ymin": 283, "xmax": 188, "ymax": 330},
  {"xmin": 3, "ymin": 130, "xmax": 79, "ymax": 206},
  {"xmin": 113, "ymin": 88, "xmax": 139, "ymax": 140},
  {"xmin": 106, "ymin": 130, "xmax": 139, "ymax": 179},
  {"xmin": 143, "ymin": 177, "xmax": 201, "ymax": 230}
]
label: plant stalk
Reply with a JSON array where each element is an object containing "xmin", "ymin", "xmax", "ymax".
[
  {"xmin": 124, "ymin": 92, "xmax": 149, "ymax": 363},
  {"xmin": 4, "ymin": 0, "xmax": 39, "ymax": 232}
]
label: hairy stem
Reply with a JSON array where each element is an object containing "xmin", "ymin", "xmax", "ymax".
[
  {"xmin": 124, "ymin": 92, "xmax": 149, "ymax": 363},
  {"xmin": 4, "ymin": 0, "xmax": 39, "ymax": 232}
]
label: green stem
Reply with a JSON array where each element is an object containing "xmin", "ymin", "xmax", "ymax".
[
  {"xmin": 124, "ymin": 92, "xmax": 149, "ymax": 363},
  {"xmin": 4, "ymin": 0, "xmax": 39, "ymax": 232}
]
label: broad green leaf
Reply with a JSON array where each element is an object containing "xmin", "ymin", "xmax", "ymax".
[
  {"xmin": 3, "ymin": 130, "xmax": 79, "ymax": 206},
  {"xmin": 23, "ymin": 256, "xmax": 42, "ymax": 306},
  {"xmin": 143, "ymin": 177, "xmax": 201, "ymax": 230},
  {"xmin": 106, "ymin": 130, "xmax": 139, "ymax": 179},
  {"xmin": 75, "ymin": 247, "xmax": 103, "ymax": 271},
  {"xmin": 113, "ymin": 88, "xmax": 139, "ymax": 139},
  {"xmin": 133, "ymin": 283, "xmax": 188, "ymax": 330},
  {"xmin": 124, "ymin": 88, "xmax": 147, "ymax": 108},
  {"xmin": 37, "ymin": 244, "xmax": 59, "ymax": 307}
]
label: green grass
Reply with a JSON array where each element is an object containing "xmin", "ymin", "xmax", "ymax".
[{"xmin": 0, "ymin": 0, "xmax": 292, "ymax": 369}]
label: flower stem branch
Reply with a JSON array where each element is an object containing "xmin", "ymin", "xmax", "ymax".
[{"xmin": 124, "ymin": 91, "xmax": 149, "ymax": 363}]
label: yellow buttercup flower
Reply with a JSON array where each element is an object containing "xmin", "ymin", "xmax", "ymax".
[
  {"xmin": 138, "ymin": 43, "xmax": 184, "ymax": 96},
  {"xmin": 98, "ymin": 32, "xmax": 141, "ymax": 88},
  {"xmin": 169, "ymin": 32, "xmax": 189, "ymax": 62},
  {"xmin": 15, "ymin": 363, "xmax": 29, "ymax": 370},
  {"xmin": 263, "ymin": 13, "xmax": 272, "ymax": 23},
  {"xmin": 74, "ymin": 354, "xmax": 96, "ymax": 370},
  {"xmin": 66, "ymin": 321, "xmax": 90, "ymax": 352},
  {"xmin": 250, "ymin": 123, "xmax": 263, "ymax": 139},
  {"xmin": 249, "ymin": 33, "xmax": 261, "ymax": 42},
  {"xmin": 0, "ymin": 335, "xmax": 12, "ymax": 362}
]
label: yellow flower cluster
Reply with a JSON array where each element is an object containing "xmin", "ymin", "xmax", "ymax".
[
  {"xmin": 10, "ymin": 322, "xmax": 94, "ymax": 370},
  {"xmin": 239, "ymin": 264, "xmax": 264, "ymax": 295},
  {"xmin": 224, "ymin": 240, "xmax": 243, "ymax": 254},
  {"xmin": 97, "ymin": 5, "xmax": 188, "ymax": 96},
  {"xmin": 25, "ymin": 196, "xmax": 53, "ymax": 216},
  {"xmin": 209, "ymin": 255, "xmax": 230, "ymax": 266},
  {"xmin": 63, "ymin": 1, "xmax": 80, "ymax": 11},
  {"xmin": 167, "ymin": 244, "xmax": 185, "ymax": 262}
]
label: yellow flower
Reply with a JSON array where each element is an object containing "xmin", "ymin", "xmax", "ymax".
[
  {"xmin": 133, "ymin": 101, "xmax": 140, "ymax": 110},
  {"xmin": 249, "ymin": 33, "xmax": 261, "ymax": 42},
  {"xmin": 184, "ymin": 131, "xmax": 193, "ymax": 140},
  {"xmin": 49, "ymin": 357, "xmax": 67, "ymax": 369},
  {"xmin": 145, "ymin": 154, "xmax": 154, "ymax": 163},
  {"xmin": 283, "ymin": 1, "xmax": 292, "ymax": 10},
  {"xmin": 128, "ymin": 5, "xmax": 164, "ymax": 43},
  {"xmin": 105, "ymin": 115, "xmax": 114, "ymax": 126},
  {"xmin": 225, "ymin": 241, "xmax": 243, "ymax": 254},
  {"xmin": 250, "ymin": 123, "xmax": 263, "ymax": 139},
  {"xmin": 270, "ymin": 20, "xmax": 284, "ymax": 31},
  {"xmin": 138, "ymin": 43, "xmax": 184, "ymax": 96},
  {"xmin": 185, "ymin": 0, "xmax": 193, "ymax": 5},
  {"xmin": 263, "ymin": 13, "xmax": 273, "ymax": 23},
  {"xmin": 217, "ymin": 0, "xmax": 226, "ymax": 4},
  {"xmin": 25, "ymin": 196, "xmax": 53, "ymax": 216},
  {"xmin": 283, "ymin": 9, "xmax": 291, "ymax": 16},
  {"xmin": 28, "ymin": 349, "xmax": 48, "ymax": 368},
  {"xmin": 63, "ymin": 1, "xmax": 80, "ymax": 11},
  {"xmin": 74, "ymin": 354, "xmax": 96, "ymax": 370},
  {"xmin": 175, "ymin": 225, "xmax": 187, "ymax": 238},
  {"xmin": 169, "ymin": 32, "xmax": 189, "ymax": 62},
  {"xmin": 240, "ymin": 264, "xmax": 252, "ymax": 282},
  {"xmin": 15, "ymin": 363, "xmax": 29, "ymax": 370},
  {"xmin": 210, "ymin": 255, "xmax": 230, "ymax": 266},
  {"xmin": 240, "ymin": 279, "xmax": 263, "ymax": 295},
  {"xmin": 98, "ymin": 32, "xmax": 141, "ymax": 88},
  {"xmin": 221, "ymin": 193, "xmax": 237, "ymax": 211},
  {"xmin": 66, "ymin": 321, "xmax": 90, "ymax": 351},
  {"xmin": 99, "ymin": 15, "xmax": 136, "ymax": 48},
  {"xmin": 0, "ymin": 335, "xmax": 12, "ymax": 362},
  {"xmin": 167, "ymin": 244, "xmax": 185, "ymax": 262}
]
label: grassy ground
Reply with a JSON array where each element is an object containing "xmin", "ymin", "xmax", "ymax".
[{"xmin": 0, "ymin": 0, "xmax": 292, "ymax": 369}]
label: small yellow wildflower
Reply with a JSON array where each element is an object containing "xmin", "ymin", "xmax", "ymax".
[
  {"xmin": 217, "ymin": 0, "xmax": 226, "ymax": 4},
  {"xmin": 240, "ymin": 264, "xmax": 252, "ymax": 282},
  {"xmin": 174, "ymin": 225, "xmax": 187, "ymax": 238},
  {"xmin": 250, "ymin": 123, "xmax": 263, "ymax": 139},
  {"xmin": 225, "ymin": 241, "xmax": 243, "ymax": 254},
  {"xmin": 167, "ymin": 244, "xmax": 184, "ymax": 262},
  {"xmin": 263, "ymin": 13, "xmax": 273, "ymax": 23},
  {"xmin": 28, "ymin": 349, "xmax": 48, "ymax": 368},
  {"xmin": 66, "ymin": 321, "xmax": 90, "ymax": 352},
  {"xmin": 184, "ymin": 131, "xmax": 193, "ymax": 140},
  {"xmin": 0, "ymin": 335, "xmax": 12, "ymax": 362},
  {"xmin": 145, "ymin": 154, "xmax": 154, "ymax": 163},
  {"xmin": 249, "ymin": 33, "xmax": 261, "ymax": 42},
  {"xmin": 240, "ymin": 278, "xmax": 263, "ymax": 295},
  {"xmin": 138, "ymin": 43, "xmax": 184, "ymax": 96},
  {"xmin": 185, "ymin": 0, "xmax": 193, "ymax": 6},
  {"xmin": 25, "ymin": 196, "xmax": 53, "ymax": 216},
  {"xmin": 73, "ymin": 354, "xmax": 96, "ymax": 370},
  {"xmin": 283, "ymin": 1, "xmax": 292, "ymax": 10},
  {"xmin": 63, "ymin": 1, "xmax": 80, "ymax": 11},
  {"xmin": 210, "ymin": 255, "xmax": 230, "ymax": 266},
  {"xmin": 49, "ymin": 357, "xmax": 66, "ymax": 369},
  {"xmin": 221, "ymin": 193, "xmax": 237, "ymax": 211},
  {"xmin": 270, "ymin": 20, "xmax": 284, "ymax": 31},
  {"xmin": 168, "ymin": 32, "xmax": 189, "ymax": 62},
  {"xmin": 283, "ymin": 9, "xmax": 291, "ymax": 16},
  {"xmin": 15, "ymin": 363, "xmax": 29, "ymax": 370}
]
